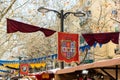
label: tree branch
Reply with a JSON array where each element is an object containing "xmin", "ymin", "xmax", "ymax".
[
  {"xmin": 97, "ymin": 5, "xmax": 102, "ymax": 25},
  {"xmin": 111, "ymin": 18, "xmax": 120, "ymax": 23},
  {"xmin": 0, "ymin": 0, "xmax": 16, "ymax": 21}
]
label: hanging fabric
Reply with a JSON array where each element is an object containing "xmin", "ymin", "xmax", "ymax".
[
  {"xmin": 7, "ymin": 18, "xmax": 56, "ymax": 37},
  {"xmin": 82, "ymin": 32, "xmax": 119, "ymax": 46}
]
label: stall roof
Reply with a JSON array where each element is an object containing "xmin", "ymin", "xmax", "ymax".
[{"xmin": 56, "ymin": 58, "xmax": 120, "ymax": 74}]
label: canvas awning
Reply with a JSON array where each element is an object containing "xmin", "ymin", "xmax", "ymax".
[{"xmin": 56, "ymin": 58, "xmax": 120, "ymax": 80}]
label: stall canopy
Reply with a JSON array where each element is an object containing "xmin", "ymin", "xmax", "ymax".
[{"xmin": 56, "ymin": 58, "xmax": 120, "ymax": 80}]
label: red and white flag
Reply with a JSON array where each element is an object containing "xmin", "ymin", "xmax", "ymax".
[
  {"xmin": 20, "ymin": 63, "xmax": 29, "ymax": 75},
  {"xmin": 58, "ymin": 32, "xmax": 79, "ymax": 63}
]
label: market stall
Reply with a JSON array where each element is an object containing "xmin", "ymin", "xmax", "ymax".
[{"xmin": 55, "ymin": 58, "xmax": 120, "ymax": 80}]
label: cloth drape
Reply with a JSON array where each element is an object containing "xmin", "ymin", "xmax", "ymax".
[
  {"xmin": 7, "ymin": 18, "xmax": 56, "ymax": 37},
  {"xmin": 82, "ymin": 32, "xmax": 119, "ymax": 46},
  {"xmin": 34, "ymin": 73, "xmax": 54, "ymax": 80}
]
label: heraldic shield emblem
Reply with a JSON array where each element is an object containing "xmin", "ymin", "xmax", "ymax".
[{"xmin": 61, "ymin": 40, "xmax": 76, "ymax": 59}]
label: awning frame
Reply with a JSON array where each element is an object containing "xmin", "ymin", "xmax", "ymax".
[{"xmin": 56, "ymin": 58, "xmax": 120, "ymax": 80}]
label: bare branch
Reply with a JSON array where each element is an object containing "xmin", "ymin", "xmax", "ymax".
[
  {"xmin": 0, "ymin": 0, "xmax": 16, "ymax": 21},
  {"xmin": 14, "ymin": 0, "xmax": 29, "ymax": 11},
  {"xmin": 111, "ymin": 18, "xmax": 120, "ymax": 23},
  {"xmin": 97, "ymin": 5, "xmax": 102, "ymax": 25}
]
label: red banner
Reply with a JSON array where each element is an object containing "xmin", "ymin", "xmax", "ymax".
[
  {"xmin": 20, "ymin": 64, "xmax": 29, "ymax": 75},
  {"xmin": 7, "ymin": 18, "xmax": 56, "ymax": 37},
  {"xmin": 58, "ymin": 32, "xmax": 79, "ymax": 63}
]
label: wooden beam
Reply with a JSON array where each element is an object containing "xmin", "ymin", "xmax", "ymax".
[{"xmin": 100, "ymin": 68, "xmax": 115, "ymax": 80}]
